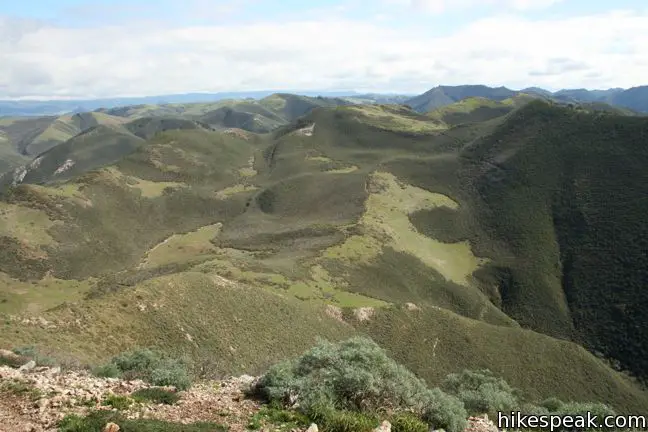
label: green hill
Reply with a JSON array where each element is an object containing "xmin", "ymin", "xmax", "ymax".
[{"xmin": 0, "ymin": 99, "xmax": 647, "ymax": 415}]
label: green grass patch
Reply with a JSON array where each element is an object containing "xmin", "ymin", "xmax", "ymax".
[
  {"xmin": 103, "ymin": 394, "xmax": 133, "ymax": 410},
  {"xmin": 1, "ymin": 379, "xmax": 43, "ymax": 400},
  {"xmin": 139, "ymin": 223, "xmax": 223, "ymax": 269},
  {"xmin": 59, "ymin": 410, "xmax": 228, "ymax": 432}
]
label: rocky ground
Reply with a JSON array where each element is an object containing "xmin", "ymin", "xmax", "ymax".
[{"xmin": 0, "ymin": 360, "xmax": 498, "ymax": 432}]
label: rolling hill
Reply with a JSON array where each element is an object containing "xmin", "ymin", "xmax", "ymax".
[{"xmin": 0, "ymin": 97, "xmax": 647, "ymax": 417}]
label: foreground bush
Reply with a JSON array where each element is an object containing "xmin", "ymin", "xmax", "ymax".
[
  {"xmin": 93, "ymin": 348, "xmax": 191, "ymax": 390},
  {"xmin": 253, "ymin": 337, "xmax": 467, "ymax": 432},
  {"xmin": 441, "ymin": 369, "xmax": 520, "ymax": 416}
]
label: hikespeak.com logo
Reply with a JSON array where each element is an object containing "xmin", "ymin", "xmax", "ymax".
[{"xmin": 498, "ymin": 411, "xmax": 648, "ymax": 431}]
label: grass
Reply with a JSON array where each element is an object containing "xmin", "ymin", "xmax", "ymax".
[
  {"xmin": 59, "ymin": 410, "xmax": 228, "ymax": 432},
  {"xmin": 0, "ymin": 201, "xmax": 58, "ymax": 246},
  {"xmin": 128, "ymin": 177, "xmax": 185, "ymax": 198},
  {"xmin": 0, "ymin": 271, "xmax": 356, "ymax": 379},
  {"xmin": 343, "ymin": 105, "xmax": 446, "ymax": 134},
  {"xmin": 0, "ymin": 272, "xmax": 93, "ymax": 314},
  {"xmin": 1, "ymin": 379, "xmax": 43, "ymax": 401},
  {"xmin": 322, "ymin": 171, "xmax": 484, "ymax": 287},
  {"xmin": 139, "ymin": 223, "xmax": 223, "ymax": 269},
  {"xmin": 215, "ymin": 184, "xmax": 258, "ymax": 199}
]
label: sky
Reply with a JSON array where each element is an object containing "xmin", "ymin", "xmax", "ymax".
[{"xmin": 1, "ymin": 0, "xmax": 647, "ymax": 99}]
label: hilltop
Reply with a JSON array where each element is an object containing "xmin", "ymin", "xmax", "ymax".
[{"xmin": 0, "ymin": 94, "xmax": 647, "ymax": 427}]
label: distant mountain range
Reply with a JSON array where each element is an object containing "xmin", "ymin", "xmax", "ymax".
[
  {"xmin": 2, "ymin": 85, "xmax": 647, "ymax": 117},
  {"xmin": 403, "ymin": 85, "xmax": 648, "ymax": 114},
  {"xmin": 0, "ymin": 91, "xmax": 411, "ymax": 117}
]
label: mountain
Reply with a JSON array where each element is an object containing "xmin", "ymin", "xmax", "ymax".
[
  {"xmin": 405, "ymin": 85, "xmax": 519, "ymax": 113},
  {"xmin": 608, "ymin": 85, "xmax": 648, "ymax": 113},
  {"xmin": 0, "ymin": 90, "xmax": 372, "ymax": 117},
  {"xmin": 0, "ymin": 95, "xmax": 648, "ymax": 420},
  {"xmin": 552, "ymin": 88, "xmax": 625, "ymax": 103}
]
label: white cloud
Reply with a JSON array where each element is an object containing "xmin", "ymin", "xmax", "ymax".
[
  {"xmin": 393, "ymin": 0, "xmax": 563, "ymax": 14},
  {"xmin": 1, "ymin": 9, "xmax": 647, "ymax": 98}
]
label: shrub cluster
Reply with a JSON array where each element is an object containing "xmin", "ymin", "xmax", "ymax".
[
  {"xmin": 253, "ymin": 336, "xmax": 468, "ymax": 432},
  {"xmin": 93, "ymin": 348, "xmax": 191, "ymax": 390},
  {"xmin": 253, "ymin": 336, "xmax": 619, "ymax": 432},
  {"xmin": 441, "ymin": 369, "xmax": 520, "ymax": 416}
]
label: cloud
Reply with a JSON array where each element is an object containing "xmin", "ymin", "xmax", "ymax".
[
  {"xmin": 1, "ymin": 9, "xmax": 647, "ymax": 98},
  {"xmin": 391, "ymin": 0, "xmax": 563, "ymax": 14}
]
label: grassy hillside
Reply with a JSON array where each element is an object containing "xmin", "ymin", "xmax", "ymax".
[{"xmin": 0, "ymin": 100, "xmax": 647, "ymax": 415}]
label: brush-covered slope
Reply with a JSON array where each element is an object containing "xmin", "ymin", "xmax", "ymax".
[
  {"xmin": 608, "ymin": 85, "xmax": 648, "ymax": 113},
  {"xmin": 451, "ymin": 100, "xmax": 648, "ymax": 380},
  {"xmin": 0, "ymin": 102, "xmax": 647, "ymax": 413}
]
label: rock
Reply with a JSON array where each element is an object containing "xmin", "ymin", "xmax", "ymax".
[
  {"xmin": 47, "ymin": 366, "xmax": 62, "ymax": 376},
  {"xmin": 374, "ymin": 420, "xmax": 391, "ymax": 432},
  {"xmin": 306, "ymin": 423, "xmax": 318, "ymax": 432},
  {"xmin": 103, "ymin": 423, "xmax": 121, "ymax": 432},
  {"xmin": 19, "ymin": 360, "xmax": 37, "ymax": 371}
]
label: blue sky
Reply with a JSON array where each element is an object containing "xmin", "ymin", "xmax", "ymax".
[{"xmin": 1, "ymin": 0, "xmax": 647, "ymax": 98}]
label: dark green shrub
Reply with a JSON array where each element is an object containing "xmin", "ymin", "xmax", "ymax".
[
  {"xmin": 422, "ymin": 388, "xmax": 468, "ymax": 432},
  {"xmin": 103, "ymin": 394, "xmax": 133, "ymax": 410},
  {"xmin": 390, "ymin": 412, "xmax": 428, "ymax": 432},
  {"xmin": 92, "ymin": 363, "xmax": 121, "ymax": 378},
  {"xmin": 93, "ymin": 348, "xmax": 191, "ymax": 390},
  {"xmin": 132, "ymin": 387, "xmax": 180, "ymax": 405},
  {"xmin": 254, "ymin": 337, "xmax": 467, "ymax": 432},
  {"xmin": 552, "ymin": 401, "xmax": 616, "ymax": 432},
  {"xmin": 539, "ymin": 396, "xmax": 564, "ymax": 412},
  {"xmin": 441, "ymin": 369, "xmax": 519, "ymax": 416}
]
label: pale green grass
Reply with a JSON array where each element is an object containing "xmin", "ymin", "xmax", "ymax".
[
  {"xmin": 215, "ymin": 184, "xmax": 259, "ymax": 199},
  {"xmin": 129, "ymin": 177, "xmax": 185, "ymax": 198},
  {"xmin": 289, "ymin": 265, "xmax": 387, "ymax": 307},
  {"xmin": 323, "ymin": 172, "xmax": 486, "ymax": 286},
  {"xmin": 326, "ymin": 166, "xmax": 359, "ymax": 174},
  {"xmin": 29, "ymin": 183, "xmax": 94, "ymax": 208},
  {"xmin": 238, "ymin": 156, "xmax": 258, "ymax": 178},
  {"xmin": 0, "ymin": 202, "xmax": 57, "ymax": 246},
  {"xmin": 0, "ymin": 272, "xmax": 93, "ymax": 314},
  {"xmin": 139, "ymin": 223, "xmax": 223, "ymax": 269},
  {"xmin": 306, "ymin": 155, "xmax": 333, "ymax": 162},
  {"xmin": 344, "ymin": 105, "xmax": 446, "ymax": 133}
]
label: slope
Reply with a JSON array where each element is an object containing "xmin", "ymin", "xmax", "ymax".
[
  {"xmin": 0, "ymin": 112, "xmax": 128, "ymax": 158},
  {"xmin": 451, "ymin": 101, "xmax": 648, "ymax": 381},
  {"xmin": 0, "ymin": 102, "xmax": 646, "ymax": 414}
]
